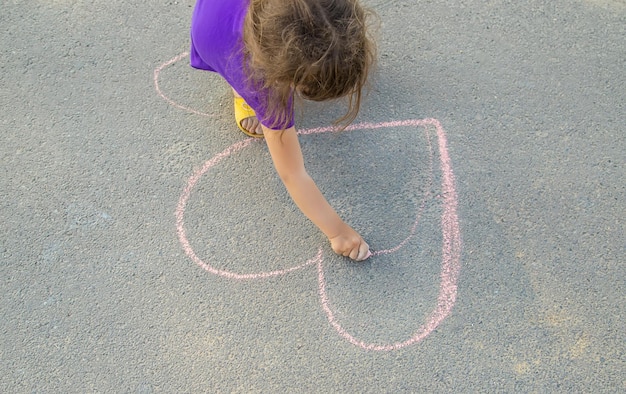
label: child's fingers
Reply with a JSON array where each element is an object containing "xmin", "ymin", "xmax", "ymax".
[
  {"xmin": 355, "ymin": 241, "xmax": 370, "ymax": 261},
  {"xmin": 329, "ymin": 233, "xmax": 369, "ymax": 261},
  {"xmin": 348, "ymin": 242, "xmax": 362, "ymax": 261}
]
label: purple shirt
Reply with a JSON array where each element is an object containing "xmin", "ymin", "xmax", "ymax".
[{"xmin": 190, "ymin": 0, "xmax": 293, "ymax": 129}]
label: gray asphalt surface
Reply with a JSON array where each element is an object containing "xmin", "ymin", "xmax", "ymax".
[{"xmin": 1, "ymin": 0, "xmax": 624, "ymax": 392}]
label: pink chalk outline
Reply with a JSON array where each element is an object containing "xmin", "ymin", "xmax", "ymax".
[
  {"xmin": 315, "ymin": 119, "xmax": 462, "ymax": 351},
  {"xmin": 158, "ymin": 53, "xmax": 462, "ymax": 351}
]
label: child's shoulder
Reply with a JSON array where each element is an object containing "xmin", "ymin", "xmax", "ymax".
[{"xmin": 192, "ymin": 0, "xmax": 248, "ymax": 29}]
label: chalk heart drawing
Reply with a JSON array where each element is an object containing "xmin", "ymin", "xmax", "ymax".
[{"xmin": 156, "ymin": 52, "xmax": 462, "ymax": 351}]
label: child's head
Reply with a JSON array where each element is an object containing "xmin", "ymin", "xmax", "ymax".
[{"xmin": 243, "ymin": 0, "xmax": 377, "ymax": 129}]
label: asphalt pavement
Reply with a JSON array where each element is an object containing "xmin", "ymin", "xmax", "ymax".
[{"xmin": 1, "ymin": 0, "xmax": 624, "ymax": 391}]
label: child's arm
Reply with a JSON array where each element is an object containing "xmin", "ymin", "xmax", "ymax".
[{"xmin": 263, "ymin": 126, "xmax": 371, "ymax": 261}]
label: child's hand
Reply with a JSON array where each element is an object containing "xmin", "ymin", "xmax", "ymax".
[{"xmin": 329, "ymin": 225, "xmax": 371, "ymax": 261}]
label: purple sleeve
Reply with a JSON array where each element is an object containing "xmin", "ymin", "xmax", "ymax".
[{"xmin": 190, "ymin": 0, "xmax": 294, "ymax": 129}]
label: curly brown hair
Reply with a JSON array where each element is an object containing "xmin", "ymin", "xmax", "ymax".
[{"xmin": 243, "ymin": 0, "xmax": 377, "ymax": 129}]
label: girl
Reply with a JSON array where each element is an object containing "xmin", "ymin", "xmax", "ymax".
[{"xmin": 190, "ymin": 0, "xmax": 376, "ymax": 261}]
